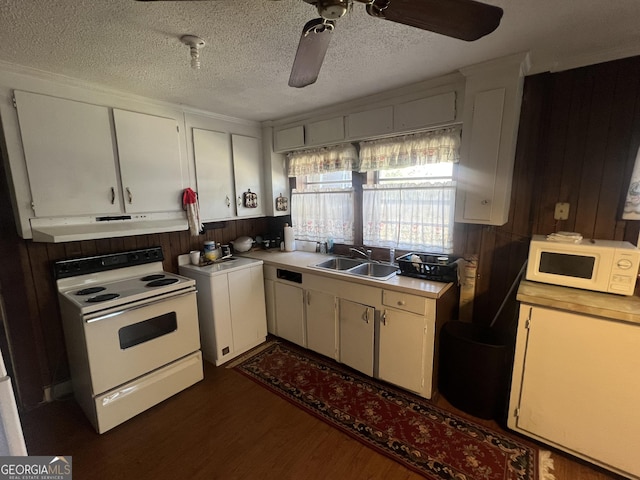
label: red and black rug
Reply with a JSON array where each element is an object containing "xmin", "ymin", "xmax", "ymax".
[{"xmin": 231, "ymin": 340, "xmax": 552, "ymax": 480}]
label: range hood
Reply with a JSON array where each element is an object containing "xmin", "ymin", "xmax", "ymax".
[{"xmin": 29, "ymin": 213, "xmax": 188, "ymax": 243}]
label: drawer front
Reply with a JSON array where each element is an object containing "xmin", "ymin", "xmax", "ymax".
[{"xmin": 382, "ymin": 290, "xmax": 426, "ymax": 315}]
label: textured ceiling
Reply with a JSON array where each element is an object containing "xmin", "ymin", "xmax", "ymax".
[{"xmin": 0, "ymin": 0, "xmax": 639, "ymax": 122}]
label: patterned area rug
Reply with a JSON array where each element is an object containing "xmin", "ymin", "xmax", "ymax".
[{"xmin": 231, "ymin": 340, "xmax": 552, "ymax": 480}]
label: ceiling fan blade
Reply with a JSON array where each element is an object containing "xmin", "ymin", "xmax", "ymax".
[
  {"xmin": 366, "ymin": 0, "xmax": 503, "ymax": 41},
  {"xmin": 289, "ymin": 18, "xmax": 336, "ymax": 88}
]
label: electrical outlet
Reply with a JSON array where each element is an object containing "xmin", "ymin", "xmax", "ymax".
[{"xmin": 554, "ymin": 202, "xmax": 570, "ymax": 220}]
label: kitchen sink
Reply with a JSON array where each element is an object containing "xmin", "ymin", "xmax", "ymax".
[
  {"xmin": 313, "ymin": 257, "xmax": 398, "ymax": 281},
  {"xmin": 348, "ymin": 262, "xmax": 399, "ymax": 280},
  {"xmin": 314, "ymin": 257, "xmax": 366, "ymax": 270}
]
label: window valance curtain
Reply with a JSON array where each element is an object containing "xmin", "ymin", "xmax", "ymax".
[
  {"xmin": 623, "ymin": 146, "xmax": 640, "ymax": 220},
  {"xmin": 287, "ymin": 143, "xmax": 358, "ymax": 177},
  {"xmin": 359, "ymin": 127, "xmax": 461, "ymax": 172}
]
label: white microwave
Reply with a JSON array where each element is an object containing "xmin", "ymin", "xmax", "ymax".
[{"xmin": 526, "ymin": 235, "xmax": 640, "ymax": 295}]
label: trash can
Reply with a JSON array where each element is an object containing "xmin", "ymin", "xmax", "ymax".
[{"xmin": 438, "ymin": 320, "xmax": 510, "ymax": 420}]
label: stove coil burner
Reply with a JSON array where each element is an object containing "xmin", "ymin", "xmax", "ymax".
[
  {"xmin": 141, "ymin": 274, "xmax": 166, "ymax": 281},
  {"xmin": 146, "ymin": 278, "xmax": 179, "ymax": 287},
  {"xmin": 86, "ymin": 293, "xmax": 120, "ymax": 303},
  {"xmin": 76, "ymin": 286, "xmax": 106, "ymax": 296}
]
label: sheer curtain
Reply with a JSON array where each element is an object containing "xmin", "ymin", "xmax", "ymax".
[
  {"xmin": 623, "ymin": 146, "xmax": 640, "ymax": 220},
  {"xmin": 360, "ymin": 128, "xmax": 460, "ymax": 253},
  {"xmin": 289, "ymin": 144, "xmax": 357, "ymax": 243}
]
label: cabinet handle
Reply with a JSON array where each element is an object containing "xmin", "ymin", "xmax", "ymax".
[
  {"xmin": 363, "ymin": 309, "xmax": 369, "ymax": 324},
  {"xmin": 397, "ymin": 300, "xmax": 405, "ymax": 306},
  {"xmin": 237, "ymin": 196, "xmax": 242, "ymax": 207},
  {"xmin": 110, "ymin": 187, "xmax": 115, "ymax": 204},
  {"xmin": 126, "ymin": 187, "xmax": 133, "ymax": 204},
  {"xmin": 306, "ymin": 291, "xmax": 310, "ymax": 305},
  {"xmin": 382, "ymin": 310, "xmax": 387, "ymax": 326},
  {"xmin": 225, "ymin": 195, "xmax": 231, "ymax": 207}
]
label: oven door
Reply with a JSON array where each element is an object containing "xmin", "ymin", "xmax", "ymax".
[{"xmin": 83, "ymin": 290, "xmax": 200, "ymax": 395}]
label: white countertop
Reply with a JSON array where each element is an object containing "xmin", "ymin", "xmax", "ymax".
[
  {"xmin": 517, "ymin": 280, "xmax": 640, "ymax": 325},
  {"xmin": 178, "ymin": 256, "xmax": 263, "ymax": 277},
  {"xmin": 239, "ymin": 249, "xmax": 454, "ymax": 300}
]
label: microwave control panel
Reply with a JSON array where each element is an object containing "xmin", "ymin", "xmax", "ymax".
[{"xmin": 609, "ymin": 250, "xmax": 640, "ymax": 294}]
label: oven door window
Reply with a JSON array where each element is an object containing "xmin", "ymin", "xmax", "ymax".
[
  {"xmin": 539, "ymin": 252, "xmax": 595, "ymax": 279},
  {"xmin": 118, "ymin": 312, "xmax": 178, "ymax": 350}
]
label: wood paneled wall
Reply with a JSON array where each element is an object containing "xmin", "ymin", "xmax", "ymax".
[
  {"xmin": 2, "ymin": 55, "xmax": 640, "ymax": 409},
  {"xmin": 460, "ymin": 56, "xmax": 640, "ymax": 328}
]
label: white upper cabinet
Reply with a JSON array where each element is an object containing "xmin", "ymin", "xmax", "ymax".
[
  {"xmin": 185, "ymin": 113, "xmax": 264, "ymax": 222},
  {"xmin": 232, "ymin": 134, "xmax": 264, "ymax": 217},
  {"xmin": 192, "ymin": 128, "xmax": 235, "ymax": 220},
  {"xmin": 14, "ymin": 91, "xmax": 121, "ymax": 217},
  {"xmin": 113, "ymin": 109, "xmax": 184, "ymax": 213},
  {"xmin": 346, "ymin": 105, "xmax": 394, "ymax": 140},
  {"xmin": 274, "ymin": 125, "xmax": 304, "ymax": 152},
  {"xmin": 305, "ymin": 116, "xmax": 344, "ymax": 146},
  {"xmin": 394, "ymin": 92, "xmax": 457, "ymax": 131},
  {"xmin": 455, "ymin": 53, "xmax": 530, "ymax": 226}
]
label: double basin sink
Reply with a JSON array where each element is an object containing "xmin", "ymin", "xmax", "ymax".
[{"xmin": 313, "ymin": 257, "xmax": 398, "ymax": 281}]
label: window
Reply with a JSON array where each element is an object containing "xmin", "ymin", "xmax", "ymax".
[
  {"xmin": 363, "ymin": 163, "xmax": 455, "ymax": 252},
  {"xmin": 289, "ymin": 145, "xmax": 357, "ymax": 243},
  {"xmin": 360, "ymin": 128, "xmax": 459, "ymax": 253},
  {"xmin": 287, "ymin": 128, "xmax": 460, "ymax": 252}
]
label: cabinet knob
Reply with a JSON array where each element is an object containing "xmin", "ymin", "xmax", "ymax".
[
  {"xmin": 397, "ymin": 300, "xmax": 405, "ymax": 306},
  {"xmin": 481, "ymin": 199, "xmax": 490, "ymax": 205}
]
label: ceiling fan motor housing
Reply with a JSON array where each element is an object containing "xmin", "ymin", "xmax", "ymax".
[{"xmin": 315, "ymin": 0, "xmax": 350, "ymax": 19}]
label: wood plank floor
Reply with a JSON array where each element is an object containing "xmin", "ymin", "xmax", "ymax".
[{"xmin": 20, "ymin": 357, "xmax": 621, "ymax": 480}]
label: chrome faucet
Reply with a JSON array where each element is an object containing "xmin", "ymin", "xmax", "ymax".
[{"xmin": 349, "ymin": 247, "xmax": 372, "ymax": 261}]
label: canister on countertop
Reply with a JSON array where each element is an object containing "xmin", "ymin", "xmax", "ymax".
[
  {"xmin": 204, "ymin": 241, "xmax": 221, "ymax": 261},
  {"xmin": 204, "ymin": 241, "xmax": 215, "ymax": 260}
]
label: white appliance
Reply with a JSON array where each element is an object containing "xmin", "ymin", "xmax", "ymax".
[
  {"xmin": 526, "ymin": 234, "xmax": 640, "ymax": 295},
  {"xmin": 0, "ymin": 325, "xmax": 27, "ymax": 455},
  {"xmin": 54, "ymin": 247, "xmax": 203, "ymax": 434},
  {"xmin": 179, "ymin": 256, "xmax": 267, "ymax": 366}
]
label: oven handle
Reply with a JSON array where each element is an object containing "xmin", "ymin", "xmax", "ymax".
[{"xmin": 85, "ymin": 289, "xmax": 196, "ymax": 324}]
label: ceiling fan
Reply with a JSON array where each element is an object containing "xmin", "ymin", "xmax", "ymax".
[{"xmin": 137, "ymin": 0, "xmax": 503, "ymax": 88}]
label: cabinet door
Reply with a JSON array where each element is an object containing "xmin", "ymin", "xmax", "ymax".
[
  {"xmin": 346, "ymin": 106, "xmax": 393, "ymax": 140},
  {"xmin": 14, "ymin": 90, "xmax": 121, "ymax": 217},
  {"xmin": 338, "ymin": 298, "xmax": 374, "ymax": 376},
  {"xmin": 193, "ymin": 128, "xmax": 235, "ymax": 220},
  {"xmin": 113, "ymin": 109, "xmax": 184, "ymax": 213},
  {"xmin": 514, "ymin": 306, "xmax": 640, "ymax": 477},
  {"xmin": 232, "ymin": 134, "xmax": 264, "ymax": 217},
  {"xmin": 305, "ymin": 289, "xmax": 336, "ymax": 359},
  {"xmin": 274, "ymin": 282, "xmax": 305, "ymax": 346},
  {"xmin": 228, "ymin": 265, "xmax": 268, "ymax": 351},
  {"xmin": 378, "ymin": 308, "xmax": 427, "ymax": 394},
  {"xmin": 456, "ymin": 88, "xmax": 505, "ymax": 223}
]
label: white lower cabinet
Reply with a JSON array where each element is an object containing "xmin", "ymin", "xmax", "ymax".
[
  {"xmin": 508, "ymin": 304, "xmax": 640, "ymax": 479},
  {"xmin": 262, "ymin": 263, "xmax": 456, "ymax": 399},
  {"xmin": 338, "ymin": 299, "xmax": 375, "ymax": 376},
  {"xmin": 273, "ymin": 282, "xmax": 305, "ymax": 346},
  {"xmin": 179, "ymin": 259, "xmax": 267, "ymax": 366},
  {"xmin": 305, "ymin": 289, "xmax": 337, "ymax": 359},
  {"xmin": 378, "ymin": 308, "xmax": 428, "ymax": 395}
]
